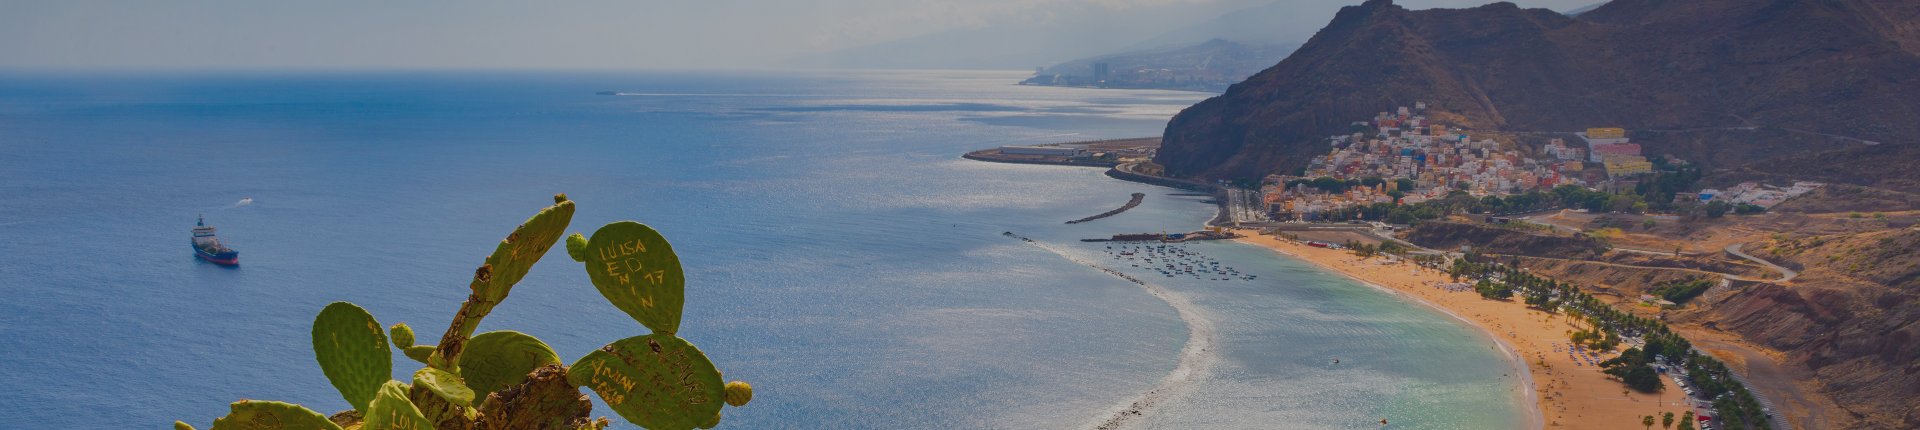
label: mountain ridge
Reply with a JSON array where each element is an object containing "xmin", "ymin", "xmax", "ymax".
[{"xmin": 1156, "ymin": 0, "xmax": 1920, "ymax": 188}]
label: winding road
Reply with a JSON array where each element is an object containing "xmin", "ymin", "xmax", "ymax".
[{"xmin": 1724, "ymin": 244, "xmax": 1797, "ymax": 283}]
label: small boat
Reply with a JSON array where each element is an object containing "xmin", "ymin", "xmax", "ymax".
[{"xmin": 192, "ymin": 215, "xmax": 239, "ymax": 266}]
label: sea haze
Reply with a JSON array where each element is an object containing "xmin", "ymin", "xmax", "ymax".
[{"xmin": 0, "ymin": 69, "xmax": 1524, "ymax": 428}]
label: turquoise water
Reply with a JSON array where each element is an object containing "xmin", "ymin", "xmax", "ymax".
[{"xmin": 0, "ymin": 69, "xmax": 1525, "ymax": 428}]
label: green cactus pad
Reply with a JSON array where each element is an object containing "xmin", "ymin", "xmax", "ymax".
[
  {"xmin": 566, "ymin": 233, "xmax": 589, "ymax": 262},
  {"xmin": 723, "ymin": 381, "xmax": 753, "ymax": 407},
  {"xmin": 439, "ymin": 198, "xmax": 576, "ymax": 352},
  {"xmin": 567, "ymin": 334, "xmax": 724, "ymax": 430},
  {"xmin": 456, "ymin": 330, "xmax": 561, "ymax": 396},
  {"xmin": 411, "ymin": 367, "xmax": 476, "ymax": 407},
  {"xmin": 402, "ymin": 345, "xmax": 434, "ymax": 364},
  {"xmin": 175, "ymin": 421, "xmax": 198, "ymax": 430},
  {"xmin": 363, "ymin": 381, "xmax": 433, "ymax": 430},
  {"xmin": 582, "ymin": 222, "xmax": 687, "ymax": 334},
  {"xmin": 389, "ymin": 323, "xmax": 415, "ymax": 349},
  {"xmin": 311, "ymin": 302, "xmax": 392, "ymax": 413},
  {"xmin": 209, "ymin": 400, "xmax": 343, "ymax": 430}
]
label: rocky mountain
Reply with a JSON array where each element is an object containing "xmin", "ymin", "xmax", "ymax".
[
  {"xmin": 1020, "ymin": 39, "xmax": 1298, "ymax": 92},
  {"xmin": 1155, "ymin": 0, "xmax": 1920, "ymax": 190}
]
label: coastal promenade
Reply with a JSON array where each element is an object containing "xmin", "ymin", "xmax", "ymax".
[{"xmin": 1236, "ymin": 231, "xmax": 1697, "ymax": 430}]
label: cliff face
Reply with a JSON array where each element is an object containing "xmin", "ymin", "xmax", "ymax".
[{"xmin": 1156, "ymin": 0, "xmax": 1920, "ymax": 183}]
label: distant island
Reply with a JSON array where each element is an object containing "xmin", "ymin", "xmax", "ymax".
[{"xmin": 1019, "ymin": 39, "xmax": 1295, "ymax": 92}]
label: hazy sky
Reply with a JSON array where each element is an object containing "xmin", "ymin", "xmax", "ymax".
[{"xmin": 0, "ymin": 0, "xmax": 1601, "ymax": 70}]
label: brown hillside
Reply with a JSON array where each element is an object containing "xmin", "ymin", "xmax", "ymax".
[{"xmin": 1156, "ymin": 0, "xmax": 1920, "ymax": 190}]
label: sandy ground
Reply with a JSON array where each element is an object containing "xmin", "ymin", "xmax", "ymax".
[{"xmin": 1235, "ymin": 231, "xmax": 1702, "ymax": 430}]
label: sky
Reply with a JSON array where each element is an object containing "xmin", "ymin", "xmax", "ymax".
[{"xmin": 0, "ymin": 0, "xmax": 1602, "ymax": 70}]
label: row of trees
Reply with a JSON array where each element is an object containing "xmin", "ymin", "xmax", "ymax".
[{"xmin": 1445, "ymin": 257, "xmax": 1773, "ymax": 429}]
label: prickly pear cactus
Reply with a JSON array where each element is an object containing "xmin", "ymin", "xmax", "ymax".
[
  {"xmin": 580, "ymin": 222, "xmax": 686, "ymax": 334},
  {"xmin": 175, "ymin": 421, "xmax": 197, "ymax": 430},
  {"xmin": 412, "ymin": 367, "xmax": 477, "ymax": 407},
  {"xmin": 363, "ymin": 381, "xmax": 433, "ymax": 430},
  {"xmin": 567, "ymin": 334, "xmax": 725, "ymax": 430},
  {"xmin": 209, "ymin": 400, "xmax": 342, "ymax": 430},
  {"xmin": 312, "ymin": 302, "xmax": 391, "ymax": 413},
  {"xmin": 390, "ymin": 323, "xmax": 415, "ymax": 349},
  {"xmin": 436, "ymin": 196, "xmax": 575, "ymax": 364},
  {"xmin": 456, "ymin": 330, "xmax": 561, "ymax": 397}
]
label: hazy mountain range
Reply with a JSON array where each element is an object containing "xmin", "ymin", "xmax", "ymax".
[{"xmin": 792, "ymin": 0, "xmax": 1599, "ymax": 71}]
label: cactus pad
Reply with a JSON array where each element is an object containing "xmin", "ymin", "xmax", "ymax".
[
  {"xmin": 567, "ymin": 334, "xmax": 724, "ymax": 430},
  {"xmin": 363, "ymin": 381, "xmax": 433, "ymax": 430},
  {"xmin": 175, "ymin": 421, "xmax": 198, "ymax": 430},
  {"xmin": 208, "ymin": 400, "xmax": 342, "ymax": 430},
  {"xmin": 723, "ymin": 381, "xmax": 753, "ymax": 407},
  {"xmin": 443, "ymin": 198, "xmax": 576, "ymax": 344},
  {"xmin": 411, "ymin": 367, "xmax": 476, "ymax": 407},
  {"xmin": 402, "ymin": 345, "xmax": 434, "ymax": 364},
  {"xmin": 456, "ymin": 330, "xmax": 561, "ymax": 396},
  {"xmin": 312, "ymin": 302, "xmax": 391, "ymax": 413},
  {"xmin": 464, "ymin": 198, "xmax": 574, "ymax": 319},
  {"xmin": 389, "ymin": 323, "xmax": 415, "ymax": 349},
  {"xmin": 581, "ymin": 222, "xmax": 686, "ymax": 334}
]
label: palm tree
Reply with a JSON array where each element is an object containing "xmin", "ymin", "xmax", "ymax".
[
  {"xmin": 1662, "ymin": 411, "xmax": 1675, "ymax": 429},
  {"xmin": 1643, "ymin": 415, "xmax": 1655, "ymax": 430}
]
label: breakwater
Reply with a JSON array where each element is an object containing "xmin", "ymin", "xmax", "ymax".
[
  {"xmin": 1103, "ymin": 163, "xmax": 1217, "ymax": 193},
  {"xmin": 1067, "ymin": 193, "xmax": 1146, "ymax": 224}
]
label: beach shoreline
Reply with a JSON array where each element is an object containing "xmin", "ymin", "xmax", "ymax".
[{"xmin": 1233, "ymin": 231, "xmax": 1689, "ymax": 430}]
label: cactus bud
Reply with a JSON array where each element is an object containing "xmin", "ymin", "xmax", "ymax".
[
  {"xmin": 389, "ymin": 323, "xmax": 415, "ymax": 349},
  {"xmin": 555, "ymin": 193, "xmax": 569, "ymax": 203},
  {"xmin": 723, "ymin": 381, "xmax": 752, "ymax": 407},
  {"xmin": 565, "ymin": 233, "xmax": 588, "ymax": 262}
]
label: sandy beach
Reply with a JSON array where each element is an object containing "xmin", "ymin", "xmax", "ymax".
[{"xmin": 1235, "ymin": 230, "xmax": 1696, "ymax": 430}]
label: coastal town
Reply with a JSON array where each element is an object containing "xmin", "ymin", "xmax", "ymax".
[
  {"xmin": 961, "ymin": 109, "xmax": 1853, "ymax": 429},
  {"xmin": 1256, "ymin": 104, "xmax": 1821, "ymax": 222}
]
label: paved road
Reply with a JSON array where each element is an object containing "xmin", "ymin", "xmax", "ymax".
[
  {"xmin": 1724, "ymin": 244, "xmax": 1797, "ymax": 283},
  {"xmin": 1686, "ymin": 338, "xmax": 1806, "ymax": 430}
]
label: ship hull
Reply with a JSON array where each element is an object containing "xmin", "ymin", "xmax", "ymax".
[{"xmin": 194, "ymin": 246, "xmax": 239, "ymax": 266}]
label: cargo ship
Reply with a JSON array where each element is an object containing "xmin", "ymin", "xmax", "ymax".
[{"xmin": 192, "ymin": 215, "xmax": 239, "ymax": 265}]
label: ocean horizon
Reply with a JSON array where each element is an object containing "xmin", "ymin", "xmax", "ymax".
[{"xmin": 0, "ymin": 69, "xmax": 1528, "ymax": 429}]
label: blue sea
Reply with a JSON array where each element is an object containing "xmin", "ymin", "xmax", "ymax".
[{"xmin": 0, "ymin": 70, "xmax": 1528, "ymax": 429}]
